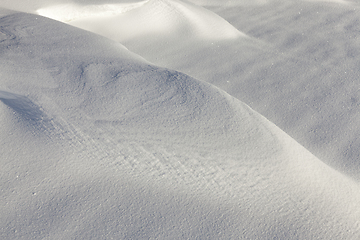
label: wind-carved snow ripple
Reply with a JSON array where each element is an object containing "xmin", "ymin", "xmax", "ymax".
[
  {"xmin": 54, "ymin": 119, "xmax": 245, "ymax": 197},
  {"xmin": 27, "ymin": 104, "xmax": 261, "ymax": 199},
  {"xmin": 0, "ymin": 90, "xmax": 54, "ymax": 130}
]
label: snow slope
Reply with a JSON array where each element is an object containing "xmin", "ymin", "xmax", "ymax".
[
  {"xmin": 207, "ymin": 0, "xmax": 360, "ymax": 177},
  {"xmin": 46, "ymin": 0, "xmax": 360, "ymax": 178},
  {"xmin": 37, "ymin": 0, "xmax": 244, "ymax": 44},
  {"xmin": 1, "ymin": 9, "xmax": 360, "ymax": 239}
]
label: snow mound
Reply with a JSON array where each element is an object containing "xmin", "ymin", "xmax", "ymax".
[
  {"xmin": 1, "ymin": 10, "xmax": 360, "ymax": 239},
  {"xmin": 36, "ymin": 1, "xmax": 148, "ymax": 22},
  {"xmin": 37, "ymin": 0, "xmax": 244, "ymax": 42}
]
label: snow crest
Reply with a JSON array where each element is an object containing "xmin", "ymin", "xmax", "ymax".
[
  {"xmin": 37, "ymin": 0, "xmax": 244, "ymax": 42},
  {"xmin": 1, "ymin": 6, "xmax": 360, "ymax": 240}
]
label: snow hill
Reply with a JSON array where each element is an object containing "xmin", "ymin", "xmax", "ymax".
[
  {"xmin": 46, "ymin": 0, "xmax": 360, "ymax": 179},
  {"xmin": 1, "ymin": 8, "xmax": 360, "ymax": 239},
  {"xmin": 37, "ymin": 0, "xmax": 244, "ymax": 45}
]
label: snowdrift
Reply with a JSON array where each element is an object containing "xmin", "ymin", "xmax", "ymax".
[
  {"xmin": 37, "ymin": 0, "xmax": 244, "ymax": 44},
  {"xmin": 1, "ymin": 9, "xmax": 360, "ymax": 239},
  {"xmin": 45, "ymin": 0, "xmax": 360, "ymax": 179}
]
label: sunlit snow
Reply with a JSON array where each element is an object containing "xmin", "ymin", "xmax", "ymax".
[
  {"xmin": 37, "ymin": 0, "xmax": 245, "ymax": 42},
  {"xmin": 37, "ymin": 1, "xmax": 148, "ymax": 22},
  {"xmin": 1, "ymin": 0, "xmax": 360, "ymax": 239}
]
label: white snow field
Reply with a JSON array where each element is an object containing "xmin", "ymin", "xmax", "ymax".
[
  {"xmin": 36, "ymin": 0, "xmax": 360, "ymax": 179},
  {"xmin": 1, "ymin": 0, "xmax": 360, "ymax": 239}
]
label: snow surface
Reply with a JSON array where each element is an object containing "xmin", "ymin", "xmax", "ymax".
[
  {"xmin": 42, "ymin": 0, "xmax": 360, "ymax": 178},
  {"xmin": 37, "ymin": 0, "xmax": 244, "ymax": 45},
  {"xmin": 1, "ymin": 0, "xmax": 360, "ymax": 239}
]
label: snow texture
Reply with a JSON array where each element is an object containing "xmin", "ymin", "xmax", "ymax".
[
  {"xmin": 52, "ymin": 0, "xmax": 360, "ymax": 179},
  {"xmin": 1, "ymin": 1, "xmax": 360, "ymax": 239}
]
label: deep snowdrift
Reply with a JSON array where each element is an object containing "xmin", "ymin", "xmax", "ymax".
[
  {"xmin": 37, "ymin": 0, "xmax": 244, "ymax": 44},
  {"xmin": 46, "ymin": 0, "xmax": 360, "ymax": 178},
  {"xmin": 1, "ymin": 9, "xmax": 360, "ymax": 239}
]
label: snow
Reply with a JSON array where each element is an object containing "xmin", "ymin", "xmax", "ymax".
[
  {"xmin": 36, "ymin": 1, "xmax": 148, "ymax": 22},
  {"xmin": 46, "ymin": 0, "xmax": 360, "ymax": 178},
  {"xmin": 1, "ymin": 0, "xmax": 360, "ymax": 239},
  {"xmin": 37, "ymin": 0, "xmax": 244, "ymax": 45}
]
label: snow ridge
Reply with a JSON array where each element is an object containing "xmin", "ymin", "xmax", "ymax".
[
  {"xmin": 1, "ymin": 6, "xmax": 360, "ymax": 239},
  {"xmin": 37, "ymin": 1, "xmax": 149, "ymax": 22},
  {"xmin": 37, "ymin": 0, "xmax": 244, "ymax": 42}
]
